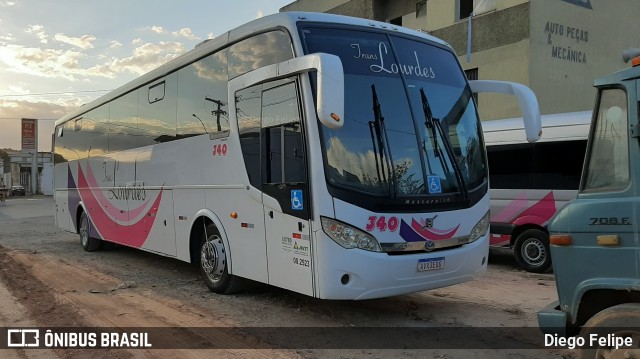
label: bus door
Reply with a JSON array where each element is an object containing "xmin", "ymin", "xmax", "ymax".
[
  {"xmin": 260, "ymin": 79, "xmax": 313, "ymax": 296},
  {"xmin": 235, "ymin": 77, "xmax": 313, "ymax": 295}
]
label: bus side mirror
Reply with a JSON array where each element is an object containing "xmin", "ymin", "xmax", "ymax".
[
  {"xmin": 277, "ymin": 53, "xmax": 345, "ymax": 129},
  {"xmin": 469, "ymin": 80, "xmax": 541, "ymax": 143}
]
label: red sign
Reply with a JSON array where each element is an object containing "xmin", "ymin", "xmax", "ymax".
[{"xmin": 21, "ymin": 118, "xmax": 37, "ymax": 151}]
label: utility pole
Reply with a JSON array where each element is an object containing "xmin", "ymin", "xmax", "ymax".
[{"xmin": 205, "ymin": 97, "xmax": 227, "ymax": 132}]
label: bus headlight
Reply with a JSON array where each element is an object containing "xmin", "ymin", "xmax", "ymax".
[
  {"xmin": 321, "ymin": 217, "xmax": 382, "ymax": 252},
  {"xmin": 468, "ymin": 211, "xmax": 490, "ymax": 243}
]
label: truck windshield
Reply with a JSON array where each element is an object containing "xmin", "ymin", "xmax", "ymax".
[
  {"xmin": 300, "ymin": 26, "xmax": 486, "ymax": 200},
  {"xmin": 582, "ymin": 88, "xmax": 629, "ymax": 192}
]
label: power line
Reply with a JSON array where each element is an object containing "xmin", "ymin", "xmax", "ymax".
[
  {"xmin": 0, "ymin": 120, "xmax": 58, "ymax": 121},
  {"xmin": 0, "ymin": 89, "xmax": 112, "ymax": 98}
]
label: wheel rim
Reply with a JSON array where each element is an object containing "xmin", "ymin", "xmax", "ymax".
[
  {"xmin": 80, "ymin": 215, "xmax": 89, "ymax": 247},
  {"xmin": 520, "ymin": 237, "xmax": 546, "ymax": 267},
  {"xmin": 594, "ymin": 330, "xmax": 640, "ymax": 359},
  {"xmin": 201, "ymin": 234, "xmax": 226, "ymax": 283}
]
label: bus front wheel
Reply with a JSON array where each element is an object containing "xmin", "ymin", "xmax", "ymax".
[
  {"xmin": 513, "ymin": 229, "xmax": 551, "ymax": 273},
  {"xmin": 199, "ymin": 224, "xmax": 242, "ymax": 294}
]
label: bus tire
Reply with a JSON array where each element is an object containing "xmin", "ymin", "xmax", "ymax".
[
  {"xmin": 199, "ymin": 223, "xmax": 242, "ymax": 294},
  {"xmin": 577, "ymin": 303, "xmax": 640, "ymax": 359},
  {"xmin": 79, "ymin": 211, "xmax": 101, "ymax": 252},
  {"xmin": 513, "ymin": 229, "xmax": 551, "ymax": 273}
]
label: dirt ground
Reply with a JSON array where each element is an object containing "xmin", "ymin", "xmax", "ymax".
[{"xmin": 0, "ymin": 197, "xmax": 573, "ymax": 358}]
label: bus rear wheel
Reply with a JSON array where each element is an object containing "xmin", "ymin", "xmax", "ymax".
[
  {"xmin": 199, "ymin": 224, "xmax": 242, "ymax": 294},
  {"xmin": 513, "ymin": 229, "xmax": 551, "ymax": 273},
  {"xmin": 79, "ymin": 211, "xmax": 101, "ymax": 252}
]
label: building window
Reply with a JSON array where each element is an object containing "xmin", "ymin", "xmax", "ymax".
[
  {"xmin": 389, "ymin": 16, "xmax": 402, "ymax": 26},
  {"xmin": 458, "ymin": 0, "xmax": 473, "ymax": 20},
  {"xmin": 465, "ymin": 68, "xmax": 478, "ymax": 106},
  {"xmin": 416, "ymin": 1, "xmax": 427, "ymax": 18}
]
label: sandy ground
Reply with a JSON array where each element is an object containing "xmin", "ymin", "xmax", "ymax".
[{"xmin": 0, "ymin": 196, "xmax": 573, "ymax": 358}]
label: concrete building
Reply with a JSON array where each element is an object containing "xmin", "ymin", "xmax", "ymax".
[
  {"xmin": 9, "ymin": 151, "xmax": 53, "ymax": 195},
  {"xmin": 280, "ymin": 0, "xmax": 640, "ymax": 120}
]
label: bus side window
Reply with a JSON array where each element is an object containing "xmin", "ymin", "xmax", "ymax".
[
  {"xmin": 237, "ymin": 85, "xmax": 263, "ymax": 189},
  {"xmin": 261, "ymin": 81, "xmax": 305, "ymax": 184},
  {"xmin": 227, "ymin": 31, "xmax": 293, "ymax": 80}
]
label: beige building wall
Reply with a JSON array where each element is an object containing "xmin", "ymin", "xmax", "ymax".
[
  {"xmin": 280, "ymin": 0, "xmax": 349, "ymax": 13},
  {"xmin": 425, "ymin": 0, "xmax": 456, "ymax": 30},
  {"xmin": 460, "ymin": 40, "xmax": 531, "ymax": 121},
  {"xmin": 425, "ymin": 0, "xmax": 528, "ymax": 31},
  {"xmin": 529, "ymin": 0, "xmax": 640, "ymax": 114}
]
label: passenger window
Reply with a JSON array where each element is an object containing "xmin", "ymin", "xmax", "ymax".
[
  {"xmin": 139, "ymin": 73, "xmax": 178, "ymax": 146},
  {"xmin": 261, "ymin": 81, "xmax": 305, "ymax": 184},
  {"xmin": 177, "ymin": 49, "xmax": 230, "ymax": 138},
  {"xmin": 109, "ymin": 91, "xmax": 138, "ymax": 152},
  {"xmin": 227, "ymin": 30, "xmax": 293, "ymax": 79},
  {"xmin": 236, "ymin": 85, "xmax": 262, "ymax": 189}
]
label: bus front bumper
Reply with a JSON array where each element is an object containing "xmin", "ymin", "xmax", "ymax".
[{"xmin": 537, "ymin": 300, "xmax": 567, "ymax": 337}]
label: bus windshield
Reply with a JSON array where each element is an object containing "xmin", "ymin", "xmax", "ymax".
[{"xmin": 301, "ymin": 26, "xmax": 486, "ymax": 200}]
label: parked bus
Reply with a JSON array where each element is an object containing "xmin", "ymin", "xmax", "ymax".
[
  {"xmin": 538, "ymin": 50, "xmax": 640, "ymax": 358},
  {"xmin": 53, "ymin": 12, "xmax": 541, "ymax": 300},
  {"xmin": 482, "ymin": 111, "xmax": 591, "ymax": 272}
]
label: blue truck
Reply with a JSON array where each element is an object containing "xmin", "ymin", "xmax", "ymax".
[{"xmin": 538, "ymin": 49, "xmax": 640, "ymax": 358}]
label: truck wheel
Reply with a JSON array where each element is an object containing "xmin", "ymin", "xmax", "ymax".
[
  {"xmin": 199, "ymin": 224, "xmax": 242, "ymax": 294},
  {"xmin": 79, "ymin": 212, "xmax": 101, "ymax": 252},
  {"xmin": 578, "ymin": 303, "xmax": 640, "ymax": 359},
  {"xmin": 513, "ymin": 229, "xmax": 551, "ymax": 273}
]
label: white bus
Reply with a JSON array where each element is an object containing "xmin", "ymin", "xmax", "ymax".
[
  {"xmin": 53, "ymin": 12, "xmax": 540, "ymax": 299},
  {"xmin": 482, "ymin": 111, "xmax": 591, "ymax": 273}
]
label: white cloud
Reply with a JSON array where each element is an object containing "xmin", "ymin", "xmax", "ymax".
[
  {"xmin": 0, "ymin": 44, "xmax": 85, "ymax": 80},
  {"xmin": 172, "ymin": 28, "xmax": 199, "ymax": 40},
  {"xmin": 89, "ymin": 41, "xmax": 187, "ymax": 77},
  {"xmin": 207, "ymin": 32, "xmax": 215, "ymax": 40},
  {"xmin": 54, "ymin": 33, "xmax": 96, "ymax": 49},
  {"xmin": 26, "ymin": 25, "xmax": 48, "ymax": 44},
  {"xmin": 150, "ymin": 26, "xmax": 165, "ymax": 35},
  {"xmin": 109, "ymin": 40, "xmax": 122, "ymax": 49},
  {"xmin": 7, "ymin": 85, "xmax": 30, "ymax": 95},
  {"xmin": 0, "ymin": 1, "xmax": 15, "ymax": 6},
  {"xmin": 0, "ymin": 33, "xmax": 14, "ymax": 42},
  {"xmin": 146, "ymin": 25, "xmax": 200, "ymax": 40},
  {"xmin": 256, "ymin": 9, "xmax": 264, "ymax": 18}
]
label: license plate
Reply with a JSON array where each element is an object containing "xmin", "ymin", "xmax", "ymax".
[{"xmin": 417, "ymin": 257, "xmax": 445, "ymax": 272}]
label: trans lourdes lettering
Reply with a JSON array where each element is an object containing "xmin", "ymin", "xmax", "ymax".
[
  {"xmin": 350, "ymin": 42, "xmax": 436, "ymax": 79},
  {"xmin": 108, "ymin": 183, "xmax": 147, "ymax": 201}
]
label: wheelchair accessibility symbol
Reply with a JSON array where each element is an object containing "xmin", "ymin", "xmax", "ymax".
[
  {"xmin": 427, "ymin": 175, "xmax": 442, "ymax": 194},
  {"xmin": 291, "ymin": 190, "xmax": 303, "ymax": 211}
]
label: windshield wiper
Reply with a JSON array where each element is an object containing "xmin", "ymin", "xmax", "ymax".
[
  {"xmin": 420, "ymin": 88, "xmax": 448, "ymax": 173},
  {"xmin": 369, "ymin": 84, "xmax": 395, "ymax": 196},
  {"xmin": 419, "ymin": 88, "xmax": 468, "ymax": 200}
]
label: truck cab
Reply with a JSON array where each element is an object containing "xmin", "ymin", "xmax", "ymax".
[{"xmin": 538, "ymin": 50, "xmax": 640, "ymax": 358}]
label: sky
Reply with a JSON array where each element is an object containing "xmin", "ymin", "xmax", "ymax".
[{"xmin": 0, "ymin": 0, "xmax": 293, "ymax": 152}]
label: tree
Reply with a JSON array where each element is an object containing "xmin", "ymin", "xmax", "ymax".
[{"xmin": 0, "ymin": 149, "xmax": 9, "ymax": 172}]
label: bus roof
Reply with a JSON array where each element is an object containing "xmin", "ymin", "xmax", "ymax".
[
  {"xmin": 55, "ymin": 11, "xmax": 450, "ymax": 127},
  {"xmin": 482, "ymin": 111, "xmax": 592, "ymax": 146}
]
